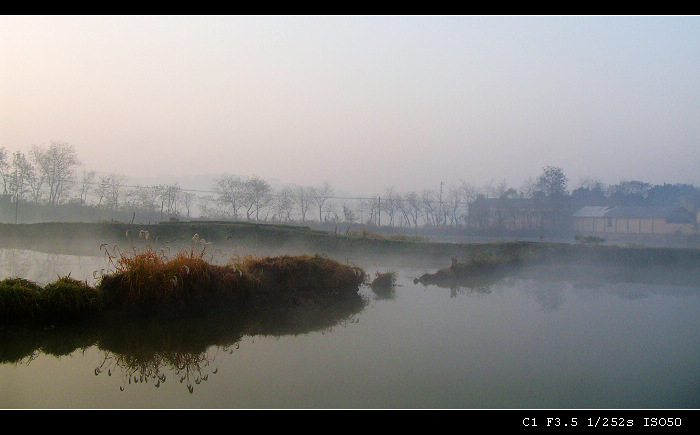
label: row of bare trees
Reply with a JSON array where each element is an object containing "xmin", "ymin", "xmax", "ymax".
[
  {"xmin": 3, "ymin": 143, "xmax": 699, "ymax": 230},
  {"xmin": 212, "ymin": 176, "xmax": 337, "ymax": 223},
  {"xmin": 0, "ymin": 142, "xmax": 81, "ymax": 207}
]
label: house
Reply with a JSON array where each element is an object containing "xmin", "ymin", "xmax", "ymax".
[{"xmin": 572, "ymin": 205, "xmax": 698, "ymax": 236}]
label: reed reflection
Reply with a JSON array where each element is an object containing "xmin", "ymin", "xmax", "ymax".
[{"xmin": 1, "ymin": 289, "xmax": 367, "ymax": 393}]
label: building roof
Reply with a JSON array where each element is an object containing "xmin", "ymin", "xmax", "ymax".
[
  {"xmin": 573, "ymin": 205, "xmax": 695, "ymax": 223},
  {"xmin": 572, "ymin": 206, "xmax": 612, "ymax": 217}
]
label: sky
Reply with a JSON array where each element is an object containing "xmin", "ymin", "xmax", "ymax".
[{"xmin": 1, "ymin": 15, "xmax": 699, "ymax": 196}]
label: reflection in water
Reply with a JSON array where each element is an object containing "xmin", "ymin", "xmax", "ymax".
[
  {"xmin": 413, "ymin": 262, "xmax": 700, "ymax": 313},
  {"xmin": 1, "ymin": 290, "xmax": 367, "ymax": 393},
  {"xmin": 95, "ymin": 349, "xmax": 216, "ymax": 393},
  {"xmin": 447, "ymin": 285, "xmax": 492, "ymax": 299},
  {"xmin": 0, "ymin": 248, "xmax": 103, "ymax": 286}
]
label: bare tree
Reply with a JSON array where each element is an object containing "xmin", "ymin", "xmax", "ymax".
[
  {"xmin": 108, "ymin": 174, "xmax": 128, "ymax": 211},
  {"xmin": 95, "ymin": 173, "xmax": 127, "ymax": 210},
  {"xmin": 421, "ymin": 189, "xmax": 440, "ymax": 226},
  {"xmin": 242, "ymin": 175, "xmax": 272, "ymax": 221},
  {"xmin": 159, "ymin": 183, "xmax": 182, "ymax": 217},
  {"xmin": 213, "ymin": 175, "xmax": 245, "ymax": 220},
  {"xmin": 382, "ymin": 187, "xmax": 399, "ymax": 227},
  {"xmin": 26, "ymin": 162, "xmax": 45, "ymax": 204},
  {"xmin": 121, "ymin": 185, "xmax": 140, "ymax": 212},
  {"xmin": 181, "ymin": 191, "xmax": 196, "ymax": 218},
  {"xmin": 444, "ymin": 184, "xmax": 463, "ymax": 226},
  {"xmin": 323, "ymin": 200, "xmax": 339, "ymax": 223},
  {"xmin": 135, "ymin": 185, "xmax": 162, "ymax": 214},
  {"xmin": 397, "ymin": 191, "xmax": 422, "ymax": 228},
  {"xmin": 198, "ymin": 194, "xmax": 215, "ymax": 219},
  {"xmin": 358, "ymin": 197, "xmax": 378, "ymax": 225},
  {"xmin": 456, "ymin": 180, "xmax": 480, "ymax": 227},
  {"xmin": 0, "ymin": 147, "xmax": 9, "ymax": 195},
  {"xmin": 76, "ymin": 170, "xmax": 95, "ymax": 205},
  {"xmin": 272, "ymin": 187, "xmax": 295, "ymax": 222},
  {"xmin": 8, "ymin": 151, "xmax": 34, "ymax": 204},
  {"xmin": 311, "ymin": 181, "xmax": 334, "ymax": 223},
  {"xmin": 6, "ymin": 151, "xmax": 35, "ymax": 222},
  {"xmin": 95, "ymin": 175, "xmax": 109, "ymax": 207},
  {"xmin": 294, "ymin": 185, "xmax": 314, "ymax": 223},
  {"xmin": 30, "ymin": 142, "xmax": 81, "ymax": 205}
]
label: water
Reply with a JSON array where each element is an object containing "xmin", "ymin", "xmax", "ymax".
[{"xmin": 1, "ymin": 248, "xmax": 699, "ymax": 408}]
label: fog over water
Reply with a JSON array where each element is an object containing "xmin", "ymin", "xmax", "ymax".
[
  {"xmin": 1, "ymin": 247, "xmax": 699, "ymax": 408},
  {"xmin": 2, "ymin": 15, "xmax": 699, "ymax": 196}
]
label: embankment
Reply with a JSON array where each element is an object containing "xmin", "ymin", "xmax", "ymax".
[{"xmin": 2, "ymin": 221, "xmax": 700, "ymax": 270}]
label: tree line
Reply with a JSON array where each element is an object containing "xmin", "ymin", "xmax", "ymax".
[{"xmin": 2, "ymin": 143, "xmax": 699, "ymax": 232}]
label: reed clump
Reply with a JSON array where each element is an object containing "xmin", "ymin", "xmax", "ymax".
[
  {"xmin": 369, "ymin": 270, "xmax": 397, "ymax": 299},
  {"xmin": 370, "ymin": 271, "xmax": 396, "ymax": 290},
  {"xmin": 232, "ymin": 254, "xmax": 367, "ymax": 306},
  {"xmin": 1, "ymin": 236, "xmax": 369, "ymax": 324},
  {"xmin": 97, "ymin": 240, "xmax": 237, "ymax": 311},
  {"xmin": 415, "ymin": 252, "xmax": 522, "ymax": 286}
]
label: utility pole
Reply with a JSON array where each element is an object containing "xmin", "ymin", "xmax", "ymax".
[{"xmin": 378, "ymin": 196, "xmax": 381, "ymax": 226}]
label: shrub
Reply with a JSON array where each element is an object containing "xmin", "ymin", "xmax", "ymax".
[
  {"xmin": 0, "ymin": 278, "xmax": 44, "ymax": 323},
  {"xmin": 41, "ymin": 276, "xmax": 103, "ymax": 321}
]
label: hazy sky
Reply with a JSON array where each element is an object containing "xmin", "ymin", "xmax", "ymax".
[{"xmin": 2, "ymin": 15, "xmax": 699, "ymax": 195}]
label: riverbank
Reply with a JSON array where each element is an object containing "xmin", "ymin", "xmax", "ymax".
[{"xmin": 3, "ymin": 221, "xmax": 700, "ymax": 266}]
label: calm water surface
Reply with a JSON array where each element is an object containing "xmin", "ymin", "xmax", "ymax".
[{"xmin": 1, "ymin": 248, "xmax": 699, "ymax": 408}]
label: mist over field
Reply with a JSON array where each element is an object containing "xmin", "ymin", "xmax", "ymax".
[{"xmin": 1, "ymin": 14, "xmax": 700, "ymax": 254}]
